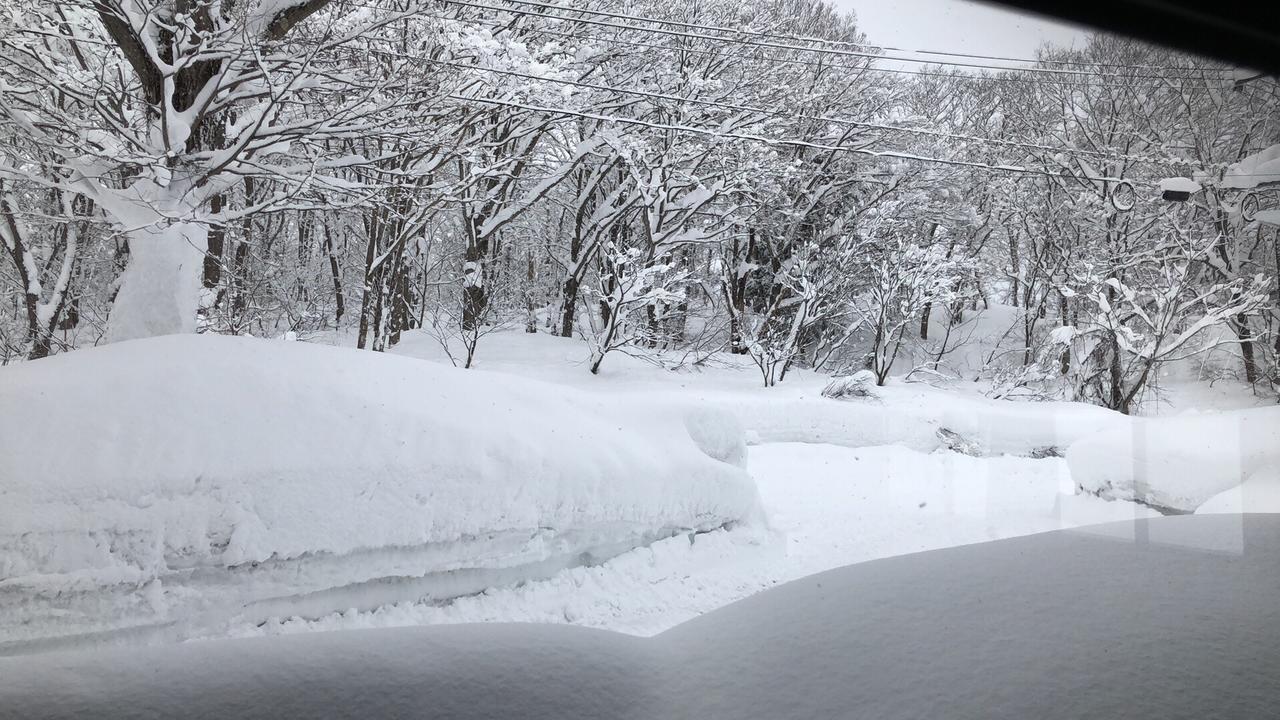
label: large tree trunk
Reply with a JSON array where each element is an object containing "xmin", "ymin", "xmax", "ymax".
[
  {"xmin": 1232, "ymin": 316, "xmax": 1258, "ymax": 385},
  {"xmin": 726, "ymin": 226, "xmax": 750, "ymax": 354},
  {"xmin": 104, "ymin": 221, "xmax": 207, "ymax": 343},
  {"xmin": 200, "ymin": 116, "xmax": 228, "ymax": 295},
  {"xmin": 461, "ymin": 265, "xmax": 486, "ymax": 330},
  {"xmin": 920, "ymin": 225, "xmax": 947, "ymax": 340},
  {"xmin": 461, "ymin": 230, "xmax": 488, "ymax": 331},
  {"xmin": 203, "ymin": 193, "xmax": 225, "ymax": 291},
  {"xmin": 91, "ymin": 0, "xmax": 334, "ymax": 343},
  {"xmin": 1108, "ymin": 334, "xmax": 1127, "ymax": 414},
  {"xmin": 559, "ymin": 276, "xmax": 579, "ymax": 338}
]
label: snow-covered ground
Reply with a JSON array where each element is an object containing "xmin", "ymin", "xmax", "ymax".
[
  {"xmin": 1, "ymin": 327, "xmax": 1274, "ymax": 652},
  {"xmin": 6, "ymin": 515, "xmax": 1277, "ymax": 720}
]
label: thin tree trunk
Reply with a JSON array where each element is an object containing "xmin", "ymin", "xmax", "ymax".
[
  {"xmin": 1008, "ymin": 230, "xmax": 1021, "ymax": 308},
  {"xmin": 357, "ymin": 205, "xmax": 382, "ymax": 350},
  {"xmin": 461, "ymin": 231, "xmax": 487, "ymax": 331},
  {"xmin": 321, "ymin": 219, "xmax": 345, "ymax": 326},
  {"xmin": 525, "ymin": 250, "xmax": 537, "ymax": 333}
]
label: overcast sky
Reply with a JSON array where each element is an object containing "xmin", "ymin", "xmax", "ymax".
[{"xmin": 829, "ymin": 0, "xmax": 1086, "ymax": 59}]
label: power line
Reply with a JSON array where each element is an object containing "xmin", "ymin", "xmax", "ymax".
[
  {"xmin": 334, "ymin": 1, "xmax": 1227, "ymax": 92},
  {"xmin": 901, "ymin": 47, "xmax": 1217, "ymax": 73},
  {"xmin": 438, "ymin": 0, "xmax": 1230, "ymax": 80},
  {"xmin": 419, "ymin": 56, "xmax": 1181, "ymax": 166},
  {"xmin": 441, "ymin": 0, "xmax": 1226, "ymax": 73},
  {"xmin": 408, "ymin": 7, "xmax": 1225, "ymax": 94},
  {"xmin": 447, "ymin": 93, "xmax": 1170, "ymax": 187}
]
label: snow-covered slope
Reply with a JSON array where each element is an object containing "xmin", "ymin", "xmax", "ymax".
[
  {"xmin": 1067, "ymin": 406, "xmax": 1280, "ymax": 512},
  {"xmin": 3, "ymin": 515, "xmax": 1276, "ymax": 719},
  {"xmin": 0, "ymin": 335, "xmax": 759, "ymax": 652}
]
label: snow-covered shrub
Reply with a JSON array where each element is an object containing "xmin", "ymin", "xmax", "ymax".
[
  {"xmin": 847, "ymin": 232, "xmax": 970, "ymax": 387},
  {"xmin": 1047, "ymin": 238, "xmax": 1269, "ymax": 415},
  {"xmin": 581, "ymin": 246, "xmax": 689, "ymax": 375},
  {"xmin": 822, "ymin": 370, "xmax": 878, "ymax": 400},
  {"xmin": 936, "ymin": 427, "xmax": 984, "ymax": 456}
]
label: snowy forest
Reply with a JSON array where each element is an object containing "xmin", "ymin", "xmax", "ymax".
[{"xmin": 2, "ymin": 0, "xmax": 1278, "ymax": 412}]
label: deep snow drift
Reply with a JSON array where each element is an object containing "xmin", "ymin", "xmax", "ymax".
[
  {"xmin": 3, "ymin": 515, "xmax": 1276, "ymax": 720},
  {"xmin": 0, "ymin": 335, "xmax": 759, "ymax": 652}
]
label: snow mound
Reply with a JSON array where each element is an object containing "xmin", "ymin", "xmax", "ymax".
[
  {"xmin": 707, "ymin": 387, "xmax": 1124, "ymax": 457},
  {"xmin": 679, "ymin": 407, "xmax": 749, "ymax": 470},
  {"xmin": 1196, "ymin": 467, "xmax": 1280, "ymax": 514},
  {"xmin": 3, "ymin": 515, "xmax": 1277, "ymax": 719},
  {"xmin": 1066, "ymin": 406, "xmax": 1280, "ymax": 512},
  {"xmin": 0, "ymin": 335, "xmax": 759, "ymax": 651}
]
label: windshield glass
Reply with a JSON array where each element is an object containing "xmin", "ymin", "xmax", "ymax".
[{"xmin": 1, "ymin": 0, "xmax": 1276, "ymax": 715}]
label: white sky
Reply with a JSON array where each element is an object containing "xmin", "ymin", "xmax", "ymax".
[{"xmin": 829, "ymin": 0, "xmax": 1086, "ymax": 59}]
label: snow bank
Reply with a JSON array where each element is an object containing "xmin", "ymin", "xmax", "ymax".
[
  {"xmin": 229, "ymin": 442, "xmax": 1156, "ymax": 642},
  {"xmin": 1196, "ymin": 467, "xmax": 1280, "ymax": 515},
  {"xmin": 0, "ymin": 335, "xmax": 758, "ymax": 651},
  {"xmin": 724, "ymin": 389, "xmax": 1124, "ymax": 458},
  {"xmin": 1066, "ymin": 406, "xmax": 1280, "ymax": 512},
  {"xmin": 4, "ymin": 515, "xmax": 1277, "ymax": 719}
]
